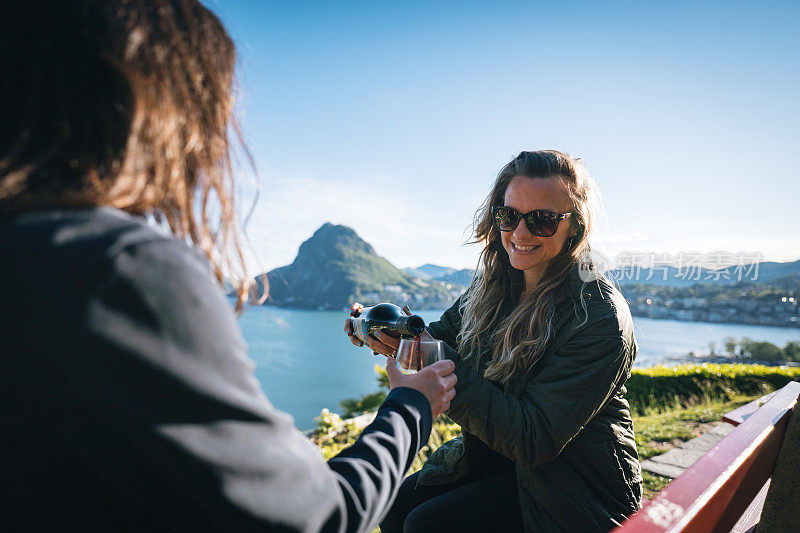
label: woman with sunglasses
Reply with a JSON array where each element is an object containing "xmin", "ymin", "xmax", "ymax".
[{"xmin": 349, "ymin": 150, "xmax": 642, "ymax": 532}]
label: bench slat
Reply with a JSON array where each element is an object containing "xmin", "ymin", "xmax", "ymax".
[
  {"xmin": 617, "ymin": 381, "xmax": 800, "ymax": 533},
  {"xmin": 722, "ymin": 391, "xmax": 778, "ymax": 426},
  {"xmin": 729, "ymin": 479, "xmax": 769, "ymax": 533}
]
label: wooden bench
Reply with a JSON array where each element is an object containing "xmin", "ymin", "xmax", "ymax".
[
  {"xmin": 616, "ymin": 381, "xmax": 800, "ymax": 532},
  {"xmin": 721, "ymin": 391, "xmax": 778, "ymax": 426}
]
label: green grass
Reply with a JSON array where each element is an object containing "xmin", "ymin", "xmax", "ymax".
[
  {"xmin": 314, "ymin": 364, "xmax": 799, "ymax": 501},
  {"xmin": 633, "ymin": 393, "xmax": 763, "ymax": 499},
  {"xmin": 626, "ymin": 363, "xmax": 800, "ymax": 416}
]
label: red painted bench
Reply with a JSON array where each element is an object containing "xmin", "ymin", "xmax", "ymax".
[
  {"xmin": 721, "ymin": 391, "xmax": 777, "ymax": 426},
  {"xmin": 616, "ymin": 381, "xmax": 800, "ymax": 532}
]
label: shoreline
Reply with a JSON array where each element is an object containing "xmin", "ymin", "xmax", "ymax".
[
  {"xmin": 629, "ymin": 311, "xmax": 799, "ymax": 330},
  {"xmin": 254, "ymin": 302, "xmax": 800, "ymax": 331}
]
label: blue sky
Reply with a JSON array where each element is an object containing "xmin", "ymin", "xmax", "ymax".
[{"xmin": 210, "ymin": 1, "xmax": 799, "ymax": 273}]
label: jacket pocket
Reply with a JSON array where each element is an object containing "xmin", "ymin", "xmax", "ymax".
[{"xmin": 416, "ymin": 436, "xmax": 468, "ymax": 487}]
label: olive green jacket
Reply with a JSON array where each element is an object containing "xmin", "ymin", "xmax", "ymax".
[{"xmin": 421, "ymin": 268, "xmax": 642, "ymax": 532}]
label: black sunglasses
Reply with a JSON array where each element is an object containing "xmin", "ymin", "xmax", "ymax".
[{"xmin": 491, "ymin": 206, "xmax": 573, "ymax": 237}]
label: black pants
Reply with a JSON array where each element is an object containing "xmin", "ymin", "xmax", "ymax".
[{"xmin": 380, "ymin": 469, "xmax": 523, "ymax": 533}]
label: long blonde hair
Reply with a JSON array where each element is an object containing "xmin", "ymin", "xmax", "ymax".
[
  {"xmin": 459, "ymin": 150, "xmax": 601, "ymax": 384},
  {"xmin": 0, "ymin": 0, "xmax": 252, "ymax": 309}
]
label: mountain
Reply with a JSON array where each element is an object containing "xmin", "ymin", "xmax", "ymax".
[
  {"xmin": 745, "ymin": 260, "xmax": 800, "ymax": 282},
  {"xmin": 258, "ymin": 223, "xmax": 460, "ymax": 310},
  {"xmin": 402, "ymin": 267, "xmax": 432, "ymax": 279},
  {"xmin": 416, "ymin": 264, "xmax": 458, "ymax": 279},
  {"xmin": 405, "ymin": 263, "xmax": 475, "ymax": 286},
  {"xmin": 438, "ymin": 268, "xmax": 475, "ymax": 285},
  {"xmin": 611, "ymin": 260, "xmax": 800, "ymax": 287},
  {"xmin": 402, "ymin": 259, "xmax": 799, "ymax": 290}
]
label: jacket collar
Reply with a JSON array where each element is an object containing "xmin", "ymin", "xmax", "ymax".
[{"xmin": 558, "ymin": 261, "xmax": 614, "ymax": 303}]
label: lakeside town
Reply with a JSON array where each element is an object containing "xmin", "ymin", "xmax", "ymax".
[
  {"xmin": 353, "ymin": 278, "xmax": 800, "ymax": 329},
  {"xmin": 624, "ymin": 287, "xmax": 798, "ymax": 328},
  {"xmin": 621, "ymin": 282, "xmax": 799, "ymax": 329}
]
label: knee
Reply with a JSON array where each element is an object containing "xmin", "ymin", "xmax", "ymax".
[
  {"xmin": 379, "ymin": 505, "xmax": 405, "ymax": 533},
  {"xmin": 402, "ymin": 504, "xmax": 435, "ymax": 533},
  {"xmin": 380, "ymin": 473, "xmax": 421, "ymax": 533},
  {"xmin": 381, "ymin": 500, "xmax": 433, "ymax": 533}
]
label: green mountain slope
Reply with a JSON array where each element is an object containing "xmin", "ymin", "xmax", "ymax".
[{"xmin": 260, "ymin": 223, "xmax": 461, "ymax": 310}]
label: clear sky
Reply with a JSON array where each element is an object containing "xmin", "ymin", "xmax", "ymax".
[{"xmin": 209, "ymin": 0, "xmax": 799, "ymax": 274}]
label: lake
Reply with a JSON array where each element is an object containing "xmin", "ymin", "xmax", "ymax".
[{"xmin": 239, "ymin": 306, "xmax": 800, "ymax": 429}]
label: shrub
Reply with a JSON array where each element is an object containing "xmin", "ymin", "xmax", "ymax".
[
  {"xmin": 626, "ymin": 363, "xmax": 800, "ymax": 415},
  {"xmin": 340, "ymin": 392, "xmax": 387, "ymax": 418},
  {"xmin": 339, "ymin": 364, "xmax": 389, "ymax": 418}
]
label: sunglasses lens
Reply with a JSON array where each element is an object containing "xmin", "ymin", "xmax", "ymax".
[
  {"xmin": 526, "ymin": 211, "xmax": 559, "ymax": 237},
  {"xmin": 494, "ymin": 207, "xmax": 565, "ymax": 236},
  {"xmin": 493, "ymin": 207, "xmax": 520, "ymax": 231}
]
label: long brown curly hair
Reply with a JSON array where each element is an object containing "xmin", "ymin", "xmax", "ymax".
[
  {"xmin": 459, "ymin": 150, "xmax": 602, "ymax": 384},
  {"xmin": 0, "ymin": 0, "xmax": 252, "ymax": 309}
]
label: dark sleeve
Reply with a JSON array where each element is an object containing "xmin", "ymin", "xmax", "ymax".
[
  {"xmin": 426, "ymin": 295, "xmax": 464, "ymax": 350},
  {"xmin": 86, "ymin": 237, "xmax": 432, "ymax": 532},
  {"xmin": 442, "ymin": 301, "xmax": 633, "ymax": 470}
]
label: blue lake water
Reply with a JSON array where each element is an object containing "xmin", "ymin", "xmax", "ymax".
[{"xmin": 239, "ymin": 306, "xmax": 800, "ymax": 429}]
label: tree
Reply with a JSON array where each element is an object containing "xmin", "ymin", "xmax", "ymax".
[
  {"xmin": 784, "ymin": 341, "xmax": 800, "ymax": 362},
  {"xmin": 339, "ymin": 364, "xmax": 389, "ymax": 418},
  {"xmin": 750, "ymin": 341, "xmax": 783, "ymax": 362},
  {"xmin": 724, "ymin": 337, "xmax": 737, "ymax": 357},
  {"xmin": 739, "ymin": 337, "xmax": 754, "ymax": 357}
]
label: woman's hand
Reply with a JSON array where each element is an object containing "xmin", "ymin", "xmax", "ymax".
[
  {"xmin": 343, "ymin": 302, "xmax": 366, "ymax": 348},
  {"xmin": 386, "ymin": 357, "xmax": 456, "ymax": 417},
  {"xmin": 343, "ymin": 303, "xmax": 435, "ymax": 356},
  {"xmin": 343, "ymin": 302, "xmax": 455, "ymax": 415},
  {"xmin": 367, "ymin": 329, "xmax": 435, "ymax": 356}
]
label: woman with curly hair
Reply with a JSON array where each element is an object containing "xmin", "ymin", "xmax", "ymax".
[{"xmin": 349, "ymin": 150, "xmax": 642, "ymax": 532}]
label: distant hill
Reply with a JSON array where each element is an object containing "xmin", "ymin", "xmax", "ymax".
[
  {"xmin": 405, "ymin": 263, "xmax": 473, "ymax": 284},
  {"xmin": 402, "ymin": 259, "xmax": 799, "ymax": 290},
  {"xmin": 744, "ymin": 260, "xmax": 800, "ymax": 282},
  {"xmin": 402, "ymin": 267, "xmax": 432, "ymax": 279},
  {"xmin": 258, "ymin": 223, "xmax": 459, "ymax": 310},
  {"xmin": 438, "ymin": 268, "xmax": 475, "ymax": 285},
  {"xmin": 611, "ymin": 259, "xmax": 800, "ymax": 287},
  {"xmin": 416, "ymin": 264, "xmax": 458, "ymax": 279}
]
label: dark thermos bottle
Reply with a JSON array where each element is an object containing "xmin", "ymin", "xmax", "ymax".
[{"xmin": 351, "ymin": 303, "xmax": 426, "ymax": 344}]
